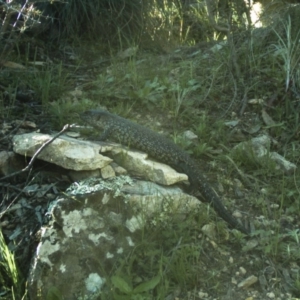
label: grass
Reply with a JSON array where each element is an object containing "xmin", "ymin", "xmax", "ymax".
[
  {"xmin": 272, "ymin": 16, "xmax": 300, "ymax": 93},
  {"xmin": 27, "ymin": 63, "xmax": 70, "ymax": 106},
  {"xmin": 0, "ymin": 230, "xmax": 26, "ymax": 300}
]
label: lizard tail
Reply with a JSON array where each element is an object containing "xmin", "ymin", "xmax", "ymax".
[{"xmin": 184, "ymin": 167, "xmax": 250, "ymax": 235}]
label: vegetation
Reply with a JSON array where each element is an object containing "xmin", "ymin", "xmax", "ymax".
[{"xmin": 1, "ymin": 0, "xmax": 300, "ymax": 299}]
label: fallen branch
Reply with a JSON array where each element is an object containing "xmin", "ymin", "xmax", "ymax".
[{"xmin": 0, "ymin": 124, "xmax": 71, "ymax": 181}]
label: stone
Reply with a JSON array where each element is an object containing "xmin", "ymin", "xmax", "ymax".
[
  {"xmin": 12, "ymin": 133, "xmax": 112, "ymax": 171},
  {"xmin": 101, "ymin": 164, "xmax": 115, "ymax": 179},
  {"xmin": 107, "ymin": 145, "xmax": 188, "ymax": 185},
  {"xmin": 28, "ymin": 179, "xmax": 200, "ymax": 299},
  {"xmin": 0, "ymin": 151, "xmax": 25, "ymax": 176},
  {"xmin": 238, "ymin": 275, "xmax": 258, "ymax": 289},
  {"xmin": 232, "ymin": 135, "xmax": 296, "ymax": 174}
]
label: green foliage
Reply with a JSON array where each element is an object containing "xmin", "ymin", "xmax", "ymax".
[
  {"xmin": 111, "ymin": 274, "xmax": 160, "ymax": 299},
  {"xmin": 46, "ymin": 287, "xmax": 63, "ymax": 300},
  {"xmin": 0, "ymin": 1, "xmax": 43, "ymax": 56},
  {"xmin": 85, "ymin": 200, "xmax": 225, "ymax": 299},
  {"xmin": 27, "ymin": 63, "xmax": 70, "ymax": 106},
  {"xmin": 249, "ymin": 228, "xmax": 300, "ymax": 265},
  {"xmin": 0, "ymin": 230, "xmax": 24, "ymax": 300},
  {"xmin": 89, "ymin": 56, "xmax": 204, "ymax": 117},
  {"xmin": 20, "ymin": 0, "xmax": 251, "ymax": 48},
  {"xmin": 167, "ymin": 78, "xmax": 202, "ymax": 118},
  {"xmin": 169, "ymin": 115, "xmax": 222, "ymax": 158},
  {"xmin": 0, "ymin": 62, "xmax": 71, "ymax": 124},
  {"xmin": 272, "ymin": 16, "xmax": 300, "ymax": 93},
  {"xmin": 48, "ymin": 97, "xmax": 94, "ymax": 129},
  {"xmin": 231, "ymin": 145, "xmax": 275, "ymax": 172},
  {"xmin": 31, "ymin": 0, "xmax": 145, "ymax": 44}
]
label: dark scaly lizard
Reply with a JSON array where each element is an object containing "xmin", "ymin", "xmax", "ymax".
[{"xmin": 80, "ymin": 109, "xmax": 250, "ymax": 235}]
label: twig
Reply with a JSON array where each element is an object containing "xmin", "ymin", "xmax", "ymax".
[
  {"xmin": 0, "ymin": 124, "xmax": 71, "ymax": 181},
  {"xmin": 0, "ymin": 124, "xmax": 72, "ymax": 218}
]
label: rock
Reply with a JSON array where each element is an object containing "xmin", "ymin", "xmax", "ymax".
[
  {"xmin": 12, "ymin": 133, "xmax": 112, "ymax": 171},
  {"xmin": 110, "ymin": 162, "xmax": 127, "ymax": 175},
  {"xmin": 107, "ymin": 145, "xmax": 188, "ymax": 185},
  {"xmin": 232, "ymin": 135, "xmax": 296, "ymax": 173},
  {"xmin": 14, "ymin": 120, "xmax": 37, "ymax": 129},
  {"xmin": 28, "ymin": 191, "xmax": 121, "ymax": 299},
  {"xmin": 266, "ymin": 292, "xmax": 275, "ymax": 298},
  {"xmin": 238, "ymin": 275, "xmax": 258, "ymax": 288},
  {"xmin": 65, "ymin": 131, "xmax": 80, "ymax": 138},
  {"xmin": 183, "ymin": 130, "xmax": 198, "ymax": 141},
  {"xmin": 28, "ymin": 178, "xmax": 200, "ymax": 299},
  {"xmin": 14, "ymin": 132, "xmax": 205, "ymax": 299},
  {"xmin": 12, "ymin": 133, "xmax": 188, "ymax": 186},
  {"xmin": 122, "ymin": 180, "xmax": 199, "ymax": 215},
  {"xmin": 233, "ymin": 135, "xmax": 270, "ymax": 159},
  {"xmin": 269, "ymin": 152, "xmax": 296, "ymax": 173},
  {"xmin": 101, "ymin": 164, "xmax": 115, "ymax": 179},
  {"xmin": 201, "ymin": 223, "xmax": 216, "ymax": 239},
  {"xmin": 0, "ymin": 151, "xmax": 25, "ymax": 176},
  {"xmin": 233, "ymin": 210, "xmax": 243, "ymax": 218},
  {"xmin": 198, "ymin": 291, "xmax": 209, "ymax": 298}
]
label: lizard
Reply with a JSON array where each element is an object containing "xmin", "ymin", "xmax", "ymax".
[{"xmin": 80, "ymin": 109, "xmax": 250, "ymax": 235}]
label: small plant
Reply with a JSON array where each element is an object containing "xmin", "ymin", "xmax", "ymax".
[
  {"xmin": 111, "ymin": 274, "xmax": 160, "ymax": 299},
  {"xmin": 28, "ymin": 63, "xmax": 70, "ymax": 106},
  {"xmin": 272, "ymin": 16, "xmax": 300, "ymax": 92},
  {"xmin": 169, "ymin": 79, "xmax": 201, "ymax": 118},
  {"xmin": 48, "ymin": 97, "xmax": 94, "ymax": 129}
]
